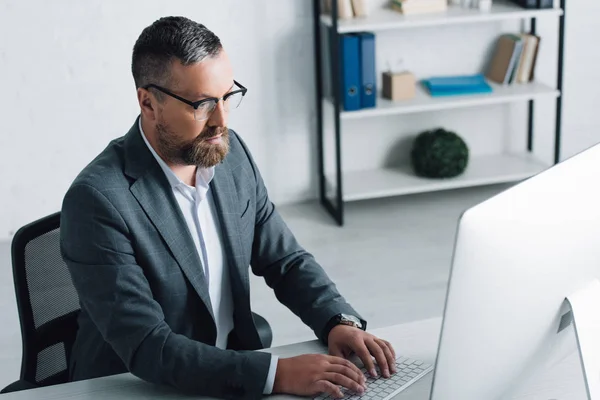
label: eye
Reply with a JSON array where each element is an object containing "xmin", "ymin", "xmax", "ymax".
[{"xmin": 197, "ymin": 101, "xmax": 215, "ymax": 111}]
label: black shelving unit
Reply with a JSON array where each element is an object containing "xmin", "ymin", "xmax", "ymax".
[{"xmin": 312, "ymin": 0, "xmax": 566, "ymax": 226}]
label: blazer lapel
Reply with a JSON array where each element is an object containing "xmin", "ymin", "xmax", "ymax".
[
  {"xmin": 210, "ymin": 159, "xmax": 250, "ymax": 302},
  {"xmin": 124, "ymin": 119, "xmax": 215, "ymax": 322},
  {"xmin": 211, "ymin": 159, "xmax": 263, "ymax": 347}
]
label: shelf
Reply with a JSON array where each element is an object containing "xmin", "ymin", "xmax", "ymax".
[
  {"xmin": 334, "ymin": 153, "xmax": 548, "ymax": 202},
  {"xmin": 339, "ymin": 81, "xmax": 559, "ymax": 120},
  {"xmin": 321, "ymin": 1, "xmax": 564, "ymax": 33}
]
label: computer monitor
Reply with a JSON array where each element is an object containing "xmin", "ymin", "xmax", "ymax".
[{"xmin": 429, "ymin": 144, "xmax": 600, "ymax": 400}]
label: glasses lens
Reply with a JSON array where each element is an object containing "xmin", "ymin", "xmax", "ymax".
[
  {"xmin": 194, "ymin": 101, "xmax": 216, "ymax": 121},
  {"xmin": 224, "ymin": 92, "xmax": 244, "ymax": 111}
]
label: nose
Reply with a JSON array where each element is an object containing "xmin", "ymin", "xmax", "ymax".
[{"xmin": 208, "ymin": 100, "xmax": 227, "ymax": 127}]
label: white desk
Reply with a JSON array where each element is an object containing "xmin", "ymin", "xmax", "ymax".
[{"xmin": 0, "ymin": 318, "xmax": 587, "ymax": 399}]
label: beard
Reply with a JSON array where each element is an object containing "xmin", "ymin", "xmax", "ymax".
[{"xmin": 155, "ymin": 121, "xmax": 230, "ymax": 168}]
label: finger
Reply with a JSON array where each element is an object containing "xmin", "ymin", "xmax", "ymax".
[
  {"xmin": 383, "ymin": 340, "xmax": 396, "ymax": 360},
  {"xmin": 323, "ymin": 372, "xmax": 365, "ymax": 395},
  {"xmin": 367, "ymin": 339, "xmax": 390, "ymax": 378},
  {"xmin": 316, "ymin": 380, "xmax": 344, "ymax": 399},
  {"xmin": 329, "ymin": 346, "xmax": 345, "ymax": 359},
  {"xmin": 351, "ymin": 342, "xmax": 377, "ymax": 377},
  {"xmin": 328, "ymin": 363, "xmax": 367, "ymax": 389},
  {"xmin": 376, "ymin": 339, "xmax": 397, "ymax": 374},
  {"xmin": 328, "ymin": 356, "xmax": 366, "ymax": 384}
]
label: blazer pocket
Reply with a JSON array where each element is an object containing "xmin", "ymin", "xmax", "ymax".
[
  {"xmin": 239, "ymin": 199, "xmax": 253, "ymax": 232},
  {"xmin": 240, "ymin": 198, "xmax": 251, "ymax": 218}
]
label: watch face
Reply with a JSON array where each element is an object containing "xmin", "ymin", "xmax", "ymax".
[{"xmin": 341, "ymin": 314, "xmax": 362, "ymax": 328}]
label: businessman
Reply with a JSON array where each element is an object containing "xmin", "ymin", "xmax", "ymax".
[{"xmin": 60, "ymin": 16, "xmax": 396, "ymax": 400}]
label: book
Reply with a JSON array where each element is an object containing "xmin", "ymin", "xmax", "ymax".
[
  {"xmin": 507, "ymin": 35, "xmax": 524, "ymax": 84},
  {"xmin": 391, "ymin": 0, "xmax": 448, "ymax": 14},
  {"xmin": 391, "ymin": 0, "xmax": 447, "ymax": 14},
  {"xmin": 515, "ymin": 34, "xmax": 540, "ymax": 83},
  {"xmin": 322, "ymin": 0, "xmax": 354, "ymax": 19},
  {"xmin": 528, "ymin": 35, "xmax": 542, "ymax": 82},
  {"xmin": 486, "ymin": 34, "xmax": 523, "ymax": 85},
  {"xmin": 422, "ymin": 74, "xmax": 493, "ymax": 97},
  {"xmin": 351, "ymin": 0, "xmax": 368, "ymax": 17},
  {"xmin": 486, "ymin": 33, "xmax": 540, "ymax": 85},
  {"xmin": 514, "ymin": 34, "xmax": 530, "ymax": 83}
]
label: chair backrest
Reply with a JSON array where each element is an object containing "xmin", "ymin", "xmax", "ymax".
[{"xmin": 11, "ymin": 212, "xmax": 80, "ymax": 387}]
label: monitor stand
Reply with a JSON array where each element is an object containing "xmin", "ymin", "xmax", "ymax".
[{"xmin": 565, "ymin": 279, "xmax": 600, "ymax": 400}]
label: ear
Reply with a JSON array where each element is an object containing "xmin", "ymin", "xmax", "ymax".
[{"xmin": 137, "ymin": 87, "xmax": 158, "ymax": 122}]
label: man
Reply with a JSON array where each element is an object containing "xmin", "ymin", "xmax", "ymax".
[{"xmin": 60, "ymin": 16, "xmax": 396, "ymax": 400}]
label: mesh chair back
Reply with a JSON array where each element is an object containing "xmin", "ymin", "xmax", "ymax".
[{"xmin": 11, "ymin": 212, "xmax": 80, "ymax": 387}]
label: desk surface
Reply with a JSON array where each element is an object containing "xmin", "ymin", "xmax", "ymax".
[{"xmin": 0, "ymin": 317, "xmax": 586, "ymax": 399}]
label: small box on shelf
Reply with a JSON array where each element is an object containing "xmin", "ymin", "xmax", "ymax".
[{"xmin": 382, "ymin": 71, "xmax": 416, "ymax": 101}]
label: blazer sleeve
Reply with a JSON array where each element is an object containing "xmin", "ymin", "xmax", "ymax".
[
  {"xmin": 234, "ymin": 136, "xmax": 365, "ymax": 344},
  {"xmin": 60, "ymin": 183, "xmax": 271, "ymax": 400}
]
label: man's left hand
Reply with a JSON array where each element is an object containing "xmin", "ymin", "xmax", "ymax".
[{"xmin": 328, "ymin": 325, "xmax": 397, "ymax": 378}]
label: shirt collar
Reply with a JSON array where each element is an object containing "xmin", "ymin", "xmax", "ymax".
[{"xmin": 138, "ymin": 117, "xmax": 215, "ymax": 199}]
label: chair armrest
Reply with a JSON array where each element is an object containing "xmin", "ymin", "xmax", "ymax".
[
  {"xmin": 1, "ymin": 379, "xmax": 38, "ymax": 393},
  {"xmin": 252, "ymin": 312, "xmax": 273, "ymax": 349}
]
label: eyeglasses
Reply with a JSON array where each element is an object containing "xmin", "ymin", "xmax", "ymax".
[{"xmin": 143, "ymin": 80, "xmax": 247, "ymax": 121}]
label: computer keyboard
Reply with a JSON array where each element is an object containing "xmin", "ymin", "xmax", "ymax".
[{"xmin": 314, "ymin": 356, "xmax": 433, "ymax": 400}]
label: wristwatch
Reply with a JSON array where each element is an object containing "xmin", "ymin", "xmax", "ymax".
[
  {"xmin": 322, "ymin": 313, "xmax": 366, "ymax": 344},
  {"xmin": 337, "ymin": 314, "xmax": 364, "ymax": 329}
]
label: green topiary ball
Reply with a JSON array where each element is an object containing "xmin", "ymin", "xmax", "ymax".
[{"xmin": 410, "ymin": 128, "xmax": 469, "ymax": 178}]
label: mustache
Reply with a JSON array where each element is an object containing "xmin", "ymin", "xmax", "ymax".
[{"xmin": 199, "ymin": 126, "xmax": 228, "ymax": 141}]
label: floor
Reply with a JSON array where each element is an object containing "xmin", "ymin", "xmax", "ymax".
[{"xmin": 0, "ymin": 184, "xmax": 510, "ymax": 389}]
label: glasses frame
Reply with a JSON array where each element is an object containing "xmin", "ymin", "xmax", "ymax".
[{"xmin": 142, "ymin": 80, "xmax": 247, "ymax": 120}]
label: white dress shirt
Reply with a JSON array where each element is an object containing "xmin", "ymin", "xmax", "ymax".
[{"xmin": 139, "ymin": 119, "xmax": 277, "ymax": 394}]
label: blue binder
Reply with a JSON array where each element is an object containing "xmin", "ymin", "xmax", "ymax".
[
  {"xmin": 340, "ymin": 34, "xmax": 361, "ymax": 111},
  {"xmin": 358, "ymin": 32, "xmax": 376, "ymax": 109}
]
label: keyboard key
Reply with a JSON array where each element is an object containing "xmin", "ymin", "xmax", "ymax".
[{"xmin": 312, "ymin": 357, "xmax": 432, "ymax": 400}]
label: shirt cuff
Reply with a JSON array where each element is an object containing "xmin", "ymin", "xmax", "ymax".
[{"xmin": 262, "ymin": 354, "xmax": 279, "ymax": 394}]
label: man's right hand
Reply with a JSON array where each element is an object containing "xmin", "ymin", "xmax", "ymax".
[{"xmin": 272, "ymin": 354, "xmax": 367, "ymax": 398}]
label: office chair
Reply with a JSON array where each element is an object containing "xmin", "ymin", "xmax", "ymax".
[
  {"xmin": 0, "ymin": 212, "xmax": 79, "ymax": 393},
  {"xmin": 1, "ymin": 212, "xmax": 272, "ymax": 394}
]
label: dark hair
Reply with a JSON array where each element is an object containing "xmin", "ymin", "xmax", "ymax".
[{"xmin": 132, "ymin": 16, "xmax": 222, "ymax": 95}]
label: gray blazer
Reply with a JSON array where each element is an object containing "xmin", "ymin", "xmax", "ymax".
[{"xmin": 59, "ymin": 117, "xmax": 362, "ymax": 400}]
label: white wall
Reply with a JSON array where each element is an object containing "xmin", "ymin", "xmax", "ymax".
[
  {"xmin": 0, "ymin": 0, "xmax": 317, "ymax": 240},
  {"xmin": 0, "ymin": 0, "xmax": 597, "ymax": 240}
]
